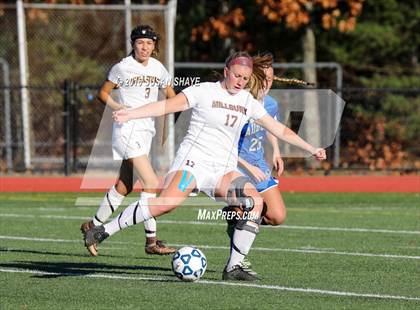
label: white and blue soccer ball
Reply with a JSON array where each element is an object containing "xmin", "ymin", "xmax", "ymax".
[{"xmin": 172, "ymin": 246, "xmax": 207, "ymax": 282}]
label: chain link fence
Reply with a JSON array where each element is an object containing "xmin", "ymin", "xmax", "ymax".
[
  {"xmin": 0, "ymin": 3, "xmax": 419, "ymax": 175},
  {"xmin": 0, "ymin": 2, "xmax": 175, "ymax": 174}
]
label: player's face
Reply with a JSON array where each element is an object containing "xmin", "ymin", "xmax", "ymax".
[
  {"xmin": 263, "ymin": 67, "xmax": 274, "ymax": 95},
  {"xmin": 133, "ymin": 38, "xmax": 155, "ymax": 62},
  {"xmin": 223, "ymin": 64, "xmax": 252, "ymax": 95}
]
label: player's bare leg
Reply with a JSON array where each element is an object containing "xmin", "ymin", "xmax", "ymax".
[
  {"xmin": 222, "ymin": 185, "xmax": 286, "ymax": 269},
  {"xmin": 83, "ymin": 170, "xmax": 196, "ymax": 254},
  {"xmin": 260, "ymin": 186, "xmax": 286, "ymax": 225},
  {"xmin": 216, "ymin": 171, "xmax": 263, "ymax": 281},
  {"xmin": 81, "ymin": 160, "xmax": 133, "ymax": 256},
  {"xmin": 132, "ymin": 155, "xmax": 176, "ymax": 255}
]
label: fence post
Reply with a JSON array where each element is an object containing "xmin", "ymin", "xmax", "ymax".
[
  {"xmin": 0, "ymin": 58, "xmax": 13, "ymax": 172},
  {"xmin": 71, "ymin": 83, "xmax": 79, "ymax": 173},
  {"xmin": 334, "ymin": 64, "xmax": 343, "ymax": 169},
  {"xmin": 124, "ymin": 0, "xmax": 132, "ymax": 55},
  {"xmin": 17, "ymin": 0, "xmax": 31, "ymax": 170},
  {"xmin": 63, "ymin": 80, "xmax": 71, "ymax": 176}
]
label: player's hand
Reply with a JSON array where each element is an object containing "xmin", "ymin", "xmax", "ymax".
[
  {"xmin": 312, "ymin": 148, "xmax": 327, "ymax": 161},
  {"xmin": 248, "ymin": 165, "xmax": 267, "ymax": 182},
  {"xmin": 272, "ymin": 154, "xmax": 284, "ymax": 177},
  {"xmin": 112, "ymin": 109, "xmax": 131, "ymax": 125}
]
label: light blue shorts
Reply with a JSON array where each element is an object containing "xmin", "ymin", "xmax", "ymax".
[{"xmin": 238, "ymin": 161, "xmax": 279, "ymax": 193}]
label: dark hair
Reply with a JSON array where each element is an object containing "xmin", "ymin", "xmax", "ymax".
[{"xmin": 130, "ymin": 25, "xmax": 160, "ymax": 56}]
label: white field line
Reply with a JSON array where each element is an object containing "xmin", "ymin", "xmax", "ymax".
[
  {"xmin": 159, "ymin": 220, "xmax": 420, "ymax": 235},
  {"xmin": 1, "ymin": 212, "xmax": 420, "ymax": 235},
  {"xmin": 169, "ymin": 243, "xmax": 420, "ymax": 260},
  {"xmin": 0, "ymin": 235, "xmax": 128, "ymax": 244},
  {"xmin": 1, "ymin": 235, "xmax": 419, "ymax": 260},
  {"xmin": 73, "ymin": 197, "xmax": 420, "ymax": 209},
  {"xmin": 0, "ymin": 267, "xmax": 419, "ymax": 302},
  {"xmin": 74, "ymin": 197, "xmax": 226, "ymax": 207}
]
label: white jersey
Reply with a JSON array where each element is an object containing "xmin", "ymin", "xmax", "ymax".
[
  {"xmin": 179, "ymin": 82, "xmax": 268, "ymax": 170},
  {"xmin": 108, "ymin": 56, "xmax": 171, "ymax": 160},
  {"xmin": 108, "ymin": 55, "xmax": 171, "ymax": 134}
]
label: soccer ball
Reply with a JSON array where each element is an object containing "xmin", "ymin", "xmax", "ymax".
[{"xmin": 172, "ymin": 246, "xmax": 207, "ymax": 282}]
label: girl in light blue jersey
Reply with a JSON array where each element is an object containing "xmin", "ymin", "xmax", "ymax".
[{"xmin": 237, "ymin": 53, "xmax": 286, "ymax": 226}]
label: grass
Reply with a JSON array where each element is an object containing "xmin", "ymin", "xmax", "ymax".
[{"xmin": 0, "ymin": 192, "xmax": 419, "ymax": 309}]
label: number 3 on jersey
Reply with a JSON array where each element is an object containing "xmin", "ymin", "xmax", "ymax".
[
  {"xmin": 145, "ymin": 87, "xmax": 151, "ymax": 99},
  {"xmin": 224, "ymin": 114, "xmax": 238, "ymax": 127}
]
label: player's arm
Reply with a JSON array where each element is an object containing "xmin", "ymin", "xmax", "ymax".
[
  {"xmin": 158, "ymin": 85, "xmax": 177, "ymax": 146},
  {"xmin": 165, "ymin": 85, "xmax": 177, "ymax": 98},
  {"xmin": 98, "ymin": 80, "xmax": 125, "ymax": 110},
  {"xmin": 113, "ymin": 92, "xmax": 189, "ymax": 124},
  {"xmin": 266, "ymin": 132, "xmax": 284, "ymax": 175},
  {"xmin": 256, "ymin": 114, "xmax": 326, "ymax": 160},
  {"xmin": 238, "ymin": 157, "xmax": 267, "ymax": 182}
]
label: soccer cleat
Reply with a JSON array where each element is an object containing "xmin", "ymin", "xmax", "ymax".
[
  {"xmin": 222, "ymin": 263, "xmax": 260, "ymax": 282},
  {"xmin": 80, "ymin": 220, "xmax": 95, "ymax": 233},
  {"xmin": 83, "ymin": 225, "xmax": 109, "ymax": 256},
  {"xmin": 80, "ymin": 220, "xmax": 98, "ymax": 255},
  {"xmin": 145, "ymin": 239, "xmax": 176, "ymax": 255},
  {"xmin": 241, "ymin": 258, "xmax": 255, "ymax": 272},
  {"xmin": 188, "ymin": 188, "xmax": 199, "ymax": 197}
]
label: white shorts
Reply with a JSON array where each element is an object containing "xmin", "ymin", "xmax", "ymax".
[
  {"xmin": 167, "ymin": 150, "xmax": 236, "ymax": 198},
  {"xmin": 112, "ymin": 124, "xmax": 154, "ymax": 160}
]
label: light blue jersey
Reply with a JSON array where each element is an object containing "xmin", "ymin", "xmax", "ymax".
[{"xmin": 237, "ymin": 95, "xmax": 280, "ymax": 192}]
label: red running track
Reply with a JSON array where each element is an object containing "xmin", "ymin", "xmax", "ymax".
[{"xmin": 0, "ymin": 176, "xmax": 418, "ymax": 193}]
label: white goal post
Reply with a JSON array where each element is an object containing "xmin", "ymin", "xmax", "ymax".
[{"xmin": 16, "ymin": 0, "xmax": 177, "ymax": 170}]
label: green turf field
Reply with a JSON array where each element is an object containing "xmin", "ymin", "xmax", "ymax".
[{"xmin": 0, "ymin": 192, "xmax": 419, "ymax": 309}]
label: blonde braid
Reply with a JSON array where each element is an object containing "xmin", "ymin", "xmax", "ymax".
[{"xmin": 273, "ymin": 76, "xmax": 315, "ymax": 87}]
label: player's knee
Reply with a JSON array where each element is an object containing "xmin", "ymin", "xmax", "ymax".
[
  {"xmin": 265, "ymin": 208, "xmax": 287, "ymax": 226},
  {"xmin": 158, "ymin": 204, "xmax": 177, "ymax": 215},
  {"xmin": 227, "ymin": 176, "xmax": 259, "ymax": 212},
  {"xmin": 270, "ymin": 215, "xmax": 286, "ymax": 226},
  {"xmin": 115, "ymin": 182, "xmax": 132, "ymax": 196}
]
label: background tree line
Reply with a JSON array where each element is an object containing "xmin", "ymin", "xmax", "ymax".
[{"xmin": 0, "ymin": 0, "xmax": 418, "ymax": 172}]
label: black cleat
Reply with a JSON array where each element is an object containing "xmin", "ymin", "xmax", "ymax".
[
  {"xmin": 241, "ymin": 258, "xmax": 254, "ymax": 272},
  {"xmin": 83, "ymin": 226, "xmax": 109, "ymax": 256},
  {"xmin": 188, "ymin": 188, "xmax": 199, "ymax": 197},
  {"xmin": 80, "ymin": 220, "xmax": 95, "ymax": 234},
  {"xmin": 222, "ymin": 263, "xmax": 260, "ymax": 282},
  {"xmin": 80, "ymin": 220, "xmax": 98, "ymax": 256}
]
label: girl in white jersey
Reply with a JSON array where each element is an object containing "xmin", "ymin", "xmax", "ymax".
[
  {"xmin": 83, "ymin": 52, "xmax": 326, "ymax": 281},
  {"xmin": 80, "ymin": 25, "xmax": 176, "ymax": 256}
]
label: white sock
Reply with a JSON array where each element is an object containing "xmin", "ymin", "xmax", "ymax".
[
  {"xmin": 141, "ymin": 192, "xmax": 157, "ymax": 239},
  {"xmin": 104, "ymin": 199, "xmax": 152, "ymax": 236},
  {"xmin": 226, "ymin": 226, "xmax": 257, "ymax": 271},
  {"xmin": 93, "ymin": 186, "xmax": 125, "ymax": 226}
]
